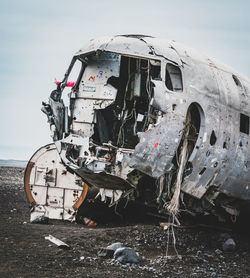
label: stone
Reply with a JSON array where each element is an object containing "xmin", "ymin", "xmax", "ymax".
[
  {"xmin": 98, "ymin": 248, "xmax": 115, "ymax": 258},
  {"xmin": 98, "ymin": 242, "xmax": 124, "ymax": 258},
  {"xmin": 215, "ymin": 249, "xmax": 222, "ymax": 255},
  {"xmin": 114, "ymin": 247, "xmax": 141, "ymax": 264},
  {"xmin": 107, "ymin": 242, "xmax": 124, "ymax": 251},
  {"xmin": 222, "ymin": 238, "xmax": 236, "ymax": 252}
]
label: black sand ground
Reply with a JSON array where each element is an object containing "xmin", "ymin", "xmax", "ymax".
[{"xmin": 0, "ymin": 167, "xmax": 249, "ymax": 278}]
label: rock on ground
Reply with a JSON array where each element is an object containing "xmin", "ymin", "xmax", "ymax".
[{"xmin": 114, "ymin": 247, "xmax": 141, "ymax": 264}]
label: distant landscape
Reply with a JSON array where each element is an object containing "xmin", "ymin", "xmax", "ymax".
[{"xmin": 0, "ymin": 159, "xmax": 27, "ymax": 168}]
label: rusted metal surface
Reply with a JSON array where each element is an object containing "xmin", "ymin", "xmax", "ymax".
[
  {"xmin": 24, "ymin": 162, "xmax": 36, "ymax": 205},
  {"xmin": 72, "ymin": 182, "xmax": 88, "ymax": 211}
]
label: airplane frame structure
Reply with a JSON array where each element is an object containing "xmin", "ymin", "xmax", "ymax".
[{"xmin": 24, "ymin": 35, "xmax": 250, "ymax": 222}]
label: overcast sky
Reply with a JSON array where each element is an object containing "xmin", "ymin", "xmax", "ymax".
[{"xmin": 0, "ymin": 0, "xmax": 250, "ymax": 160}]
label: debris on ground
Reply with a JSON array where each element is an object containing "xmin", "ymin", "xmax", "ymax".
[
  {"xmin": 30, "ymin": 215, "xmax": 49, "ymax": 224},
  {"xmin": 83, "ymin": 217, "xmax": 97, "ymax": 227},
  {"xmin": 45, "ymin": 235, "xmax": 70, "ymax": 249}
]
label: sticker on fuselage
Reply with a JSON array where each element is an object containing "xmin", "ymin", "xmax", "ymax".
[{"xmin": 82, "ymin": 86, "xmax": 96, "ymax": 92}]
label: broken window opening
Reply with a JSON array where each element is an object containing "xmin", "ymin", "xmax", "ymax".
[
  {"xmin": 186, "ymin": 103, "xmax": 204, "ymax": 160},
  {"xmin": 149, "ymin": 60, "xmax": 161, "ymax": 80},
  {"xmin": 165, "ymin": 63, "xmax": 183, "ymax": 92},
  {"xmin": 65, "ymin": 58, "xmax": 83, "ymax": 94},
  {"xmin": 67, "ymin": 59, "xmax": 85, "ymax": 114},
  {"xmin": 92, "ymin": 56, "xmax": 158, "ymax": 149},
  {"xmin": 151, "ymin": 65, "xmax": 161, "ymax": 80},
  {"xmin": 172, "ymin": 104, "xmax": 177, "ymax": 111},
  {"xmin": 240, "ymin": 113, "xmax": 249, "ymax": 135}
]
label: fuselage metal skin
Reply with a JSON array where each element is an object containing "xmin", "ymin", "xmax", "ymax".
[{"xmin": 39, "ymin": 35, "xmax": 249, "ymax": 219}]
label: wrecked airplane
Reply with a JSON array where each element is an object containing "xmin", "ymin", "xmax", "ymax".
[{"xmin": 24, "ymin": 35, "xmax": 250, "ymax": 223}]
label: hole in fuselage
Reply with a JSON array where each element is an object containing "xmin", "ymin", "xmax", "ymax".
[
  {"xmin": 91, "ymin": 56, "xmax": 160, "ymax": 149},
  {"xmin": 186, "ymin": 103, "xmax": 202, "ymax": 158},
  {"xmin": 173, "ymin": 103, "xmax": 204, "ymax": 181},
  {"xmin": 210, "ymin": 130, "xmax": 217, "ymax": 146},
  {"xmin": 199, "ymin": 167, "xmax": 206, "ymax": 175}
]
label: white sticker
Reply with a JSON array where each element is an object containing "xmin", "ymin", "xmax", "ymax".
[{"xmin": 83, "ymin": 86, "xmax": 96, "ymax": 92}]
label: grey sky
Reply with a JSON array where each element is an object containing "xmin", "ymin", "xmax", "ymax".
[{"xmin": 0, "ymin": 0, "xmax": 249, "ymax": 160}]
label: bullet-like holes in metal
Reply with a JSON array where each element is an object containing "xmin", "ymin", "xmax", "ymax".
[
  {"xmin": 199, "ymin": 167, "xmax": 206, "ymax": 176},
  {"xmin": 223, "ymin": 142, "xmax": 228, "ymax": 149},
  {"xmin": 210, "ymin": 130, "xmax": 217, "ymax": 146},
  {"xmin": 232, "ymin": 75, "xmax": 243, "ymax": 88}
]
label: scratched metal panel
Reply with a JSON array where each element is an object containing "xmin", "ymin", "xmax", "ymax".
[
  {"xmin": 100, "ymin": 36, "xmax": 154, "ymax": 59},
  {"xmin": 34, "ymin": 167, "xmax": 46, "ymax": 186},
  {"xmin": 128, "ymin": 113, "xmax": 185, "ymax": 178},
  {"xmin": 77, "ymin": 84, "xmax": 117, "ymax": 101},
  {"xmin": 178, "ymin": 57, "xmax": 223, "ymax": 198},
  {"xmin": 219, "ymin": 134, "xmax": 250, "ymax": 200},
  {"xmin": 75, "ymin": 36, "xmax": 112, "ymax": 56},
  {"xmin": 71, "ymin": 52, "xmax": 120, "ymax": 135},
  {"xmin": 72, "ymin": 99, "xmax": 95, "ymax": 123},
  {"xmin": 79, "ymin": 52, "xmax": 120, "ymax": 88},
  {"xmin": 76, "ymin": 36, "xmax": 157, "ymax": 60},
  {"xmin": 64, "ymin": 189, "xmax": 81, "ymax": 208},
  {"xmin": 240, "ymin": 79, "xmax": 250, "ymax": 115},
  {"xmin": 46, "ymin": 207, "xmax": 64, "ymax": 220},
  {"xmin": 47, "ymin": 187, "xmax": 64, "ymax": 208},
  {"xmin": 139, "ymin": 37, "xmax": 182, "ymax": 65},
  {"xmin": 31, "ymin": 186, "xmax": 47, "ymax": 205},
  {"xmin": 169, "ymin": 41, "xmax": 211, "ymax": 65}
]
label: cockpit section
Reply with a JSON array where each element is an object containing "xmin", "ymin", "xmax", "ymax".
[{"xmin": 42, "ymin": 50, "xmax": 168, "ymax": 191}]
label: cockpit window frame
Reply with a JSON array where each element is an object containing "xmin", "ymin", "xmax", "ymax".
[{"xmin": 164, "ymin": 62, "xmax": 183, "ymax": 92}]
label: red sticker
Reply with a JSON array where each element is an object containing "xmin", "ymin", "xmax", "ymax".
[
  {"xmin": 155, "ymin": 142, "xmax": 159, "ymax": 148},
  {"xmin": 89, "ymin": 76, "xmax": 95, "ymax": 81}
]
